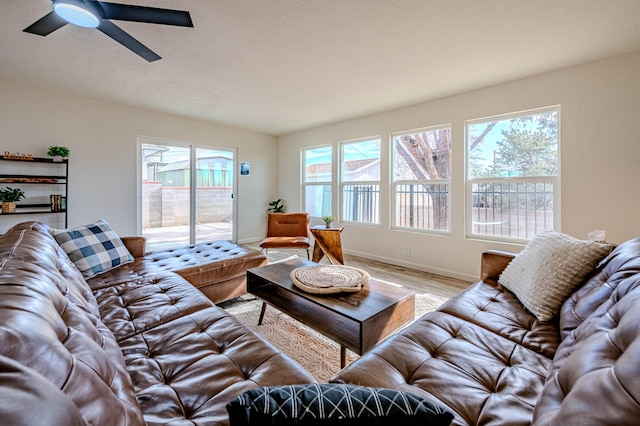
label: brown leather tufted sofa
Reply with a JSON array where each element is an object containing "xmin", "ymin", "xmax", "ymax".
[
  {"xmin": 332, "ymin": 238, "xmax": 640, "ymax": 425},
  {"xmin": 0, "ymin": 221, "xmax": 316, "ymax": 425}
]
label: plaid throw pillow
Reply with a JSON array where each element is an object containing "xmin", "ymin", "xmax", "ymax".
[
  {"xmin": 51, "ymin": 220, "xmax": 133, "ymax": 278},
  {"xmin": 227, "ymin": 384, "xmax": 453, "ymax": 426}
]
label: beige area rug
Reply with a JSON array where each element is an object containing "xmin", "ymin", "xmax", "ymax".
[{"xmin": 219, "ymin": 291, "xmax": 447, "ymax": 382}]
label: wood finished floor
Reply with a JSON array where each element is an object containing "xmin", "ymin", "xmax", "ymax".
[{"xmin": 241, "ymin": 243, "xmax": 471, "ymax": 300}]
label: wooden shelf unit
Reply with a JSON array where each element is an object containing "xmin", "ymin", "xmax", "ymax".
[{"xmin": 0, "ymin": 156, "xmax": 68, "ymax": 227}]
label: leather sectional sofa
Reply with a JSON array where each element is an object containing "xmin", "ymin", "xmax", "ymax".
[
  {"xmin": 331, "ymin": 235, "xmax": 640, "ymax": 425},
  {"xmin": 3, "ymin": 219, "xmax": 640, "ymax": 425},
  {"xmin": 0, "ymin": 221, "xmax": 316, "ymax": 425}
]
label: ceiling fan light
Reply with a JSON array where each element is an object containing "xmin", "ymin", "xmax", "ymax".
[{"xmin": 53, "ymin": 1, "xmax": 100, "ymax": 28}]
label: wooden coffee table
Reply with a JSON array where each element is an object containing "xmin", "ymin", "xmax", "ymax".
[{"xmin": 247, "ymin": 258, "xmax": 415, "ymax": 368}]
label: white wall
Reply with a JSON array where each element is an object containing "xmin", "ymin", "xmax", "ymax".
[
  {"xmin": 0, "ymin": 79, "xmax": 277, "ymax": 241},
  {"xmin": 278, "ymin": 52, "xmax": 640, "ymax": 281}
]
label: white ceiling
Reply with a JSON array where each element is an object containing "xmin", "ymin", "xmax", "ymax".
[{"xmin": 1, "ymin": 1, "xmax": 640, "ymax": 136}]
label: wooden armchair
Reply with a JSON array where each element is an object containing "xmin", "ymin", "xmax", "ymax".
[{"xmin": 259, "ymin": 213, "xmax": 310, "ymax": 259}]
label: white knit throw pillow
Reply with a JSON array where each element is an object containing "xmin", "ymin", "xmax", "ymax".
[{"xmin": 498, "ymin": 231, "xmax": 613, "ymax": 321}]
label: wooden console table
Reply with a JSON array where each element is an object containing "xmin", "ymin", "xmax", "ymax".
[{"xmin": 310, "ymin": 225, "xmax": 344, "ymax": 265}]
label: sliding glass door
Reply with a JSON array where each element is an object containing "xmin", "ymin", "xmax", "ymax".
[
  {"xmin": 139, "ymin": 139, "xmax": 236, "ymax": 250},
  {"xmin": 194, "ymin": 147, "xmax": 235, "ymax": 243}
]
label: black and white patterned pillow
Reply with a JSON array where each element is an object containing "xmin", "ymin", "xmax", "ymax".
[
  {"xmin": 226, "ymin": 384, "xmax": 453, "ymax": 426},
  {"xmin": 51, "ymin": 220, "xmax": 133, "ymax": 278}
]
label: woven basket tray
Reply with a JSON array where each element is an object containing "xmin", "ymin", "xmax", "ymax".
[{"xmin": 290, "ymin": 265, "xmax": 369, "ymax": 294}]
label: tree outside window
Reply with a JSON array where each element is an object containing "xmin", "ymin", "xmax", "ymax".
[
  {"xmin": 466, "ymin": 107, "xmax": 559, "ymax": 241},
  {"xmin": 392, "ymin": 125, "xmax": 452, "ymax": 232}
]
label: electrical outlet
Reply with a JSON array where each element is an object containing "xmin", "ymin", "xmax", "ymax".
[{"xmin": 403, "ymin": 248, "xmax": 411, "ymax": 257}]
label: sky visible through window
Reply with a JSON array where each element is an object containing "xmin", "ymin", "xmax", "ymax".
[
  {"xmin": 305, "ymin": 139, "xmax": 381, "ymax": 166},
  {"xmin": 141, "ymin": 144, "xmax": 232, "ymax": 164},
  {"xmin": 342, "ymin": 139, "xmax": 380, "ymax": 163},
  {"xmin": 468, "ymin": 110, "xmax": 557, "ymax": 178},
  {"xmin": 468, "ymin": 121, "xmax": 510, "ymax": 170},
  {"xmin": 304, "ymin": 146, "xmax": 331, "ymax": 166}
]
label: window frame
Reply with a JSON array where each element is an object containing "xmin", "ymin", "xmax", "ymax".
[
  {"xmin": 391, "ymin": 124, "xmax": 452, "ymax": 234},
  {"xmin": 302, "ymin": 144, "xmax": 333, "ymax": 219},
  {"xmin": 465, "ymin": 106, "xmax": 561, "ymax": 244},
  {"xmin": 137, "ymin": 137, "xmax": 238, "ymax": 249},
  {"xmin": 339, "ymin": 136, "xmax": 382, "ymax": 226}
]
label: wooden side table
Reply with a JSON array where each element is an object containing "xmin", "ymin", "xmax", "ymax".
[{"xmin": 310, "ymin": 225, "xmax": 344, "ymax": 265}]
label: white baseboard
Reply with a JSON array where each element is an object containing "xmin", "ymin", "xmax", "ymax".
[{"xmin": 238, "ymin": 238, "xmax": 477, "ymax": 282}]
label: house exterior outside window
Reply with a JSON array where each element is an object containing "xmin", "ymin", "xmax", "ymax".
[
  {"xmin": 303, "ymin": 145, "xmax": 332, "ymax": 218},
  {"xmin": 340, "ymin": 138, "xmax": 381, "ymax": 224},
  {"xmin": 466, "ymin": 106, "xmax": 560, "ymax": 242},
  {"xmin": 392, "ymin": 125, "xmax": 452, "ymax": 232}
]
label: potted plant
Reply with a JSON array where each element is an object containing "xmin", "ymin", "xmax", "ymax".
[
  {"xmin": 322, "ymin": 215, "xmax": 335, "ymax": 228},
  {"xmin": 47, "ymin": 145, "xmax": 70, "ymax": 162},
  {"xmin": 267, "ymin": 199, "xmax": 286, "ymax": 213},
  {"xmin": 0, "ymin": 187, "xmax": 25, "ymax": 213}
]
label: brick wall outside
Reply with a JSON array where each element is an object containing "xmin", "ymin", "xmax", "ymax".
[{"xmin": 142, "ymin": 182, "xmax": 232, "ymax": 228}]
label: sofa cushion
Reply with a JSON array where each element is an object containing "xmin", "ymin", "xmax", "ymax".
[
  {"xmin": 558, "ymin": 238, "xmax": 640, "ymax": 339},
  {"xmin": 226, "ymin": 384, "xmax": 453, "ymax": 426},
  {"xmin": 498, "ymin": 230, "xmax": 612, "ymax": 321},
  {"xmin": 5, "ymin": 222, "xmax": 103, "ymax": 319},
  {"xmin": 533, "ymin": 272, "xmax": 640, "ymax": 423},
  {"xmin": 51, "ymin": 219, "xmax": 134, "ymax": 278},
  {"xmin": 438, "ymin": 281, "xmax": 560, "ymax": 358},
  {"xmin": 91, "ymin": 270, "xmax": 317, "ymax": 425}
]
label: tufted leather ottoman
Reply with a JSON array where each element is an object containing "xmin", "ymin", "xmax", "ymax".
[{"xmin": 144, "ymin": 240, "xmax": 267, "ymax": 303}]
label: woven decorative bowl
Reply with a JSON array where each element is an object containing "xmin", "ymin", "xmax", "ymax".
[{"xmin": 290, "ymin": 265, "xmax": 369, "ymax": 294}]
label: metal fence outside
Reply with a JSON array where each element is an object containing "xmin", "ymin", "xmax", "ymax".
[
  {"xmin": 343, "ymin": 184, "xmax": 380, "ymax": 224},
  {"xmin": 339, "ymin": 180, "xmax": 553, "ymax": 239},
  {"xmin": 395, "ymin": 183, "xmax": 449, "ymax": 231},
  {"xmin": 471, "ymin": 180, "xmax": 554, "ymax": 239}
]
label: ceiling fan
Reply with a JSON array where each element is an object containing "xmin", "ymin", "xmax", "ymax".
[{"xmin": 23, "ymin": 0, "xmax": 193, "ymax": 62}]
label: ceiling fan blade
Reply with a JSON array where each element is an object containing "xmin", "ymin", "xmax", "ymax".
[
  {"xmin": 98, "ymin": 2, "xmax": 193, "ymax": 27},
  {"xmin": 23, "ymin": 11, "xmax": 68, "ymax": 36},
  {"xmin": 97, "ymin": 20, "xmax": 161, "ymax": 62}
]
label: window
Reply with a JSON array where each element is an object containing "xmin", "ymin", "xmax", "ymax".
[
  {"xmin": 392, "ymin": 125, "xmax": 452, "ymax": 232},
  {"xmin": 466, "ymin": 107, "xmax": 559, "ymax": 242},
  {"xmin": 139, "ymin": 139, "xmax": 236, "ymax": 250},
  {"xmin": 340, "ymin": 138, "xmax": 381, "ymax": 224},
  {"xmin": 303, "ymin": 145, "xmax": 332, "ymax": 218}
]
